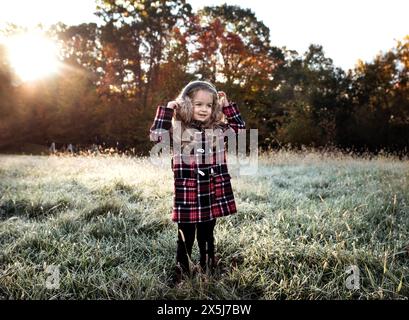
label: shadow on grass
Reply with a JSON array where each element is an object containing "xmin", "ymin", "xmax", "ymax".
[{"xmin": 0, "ymin": 199, "xmax": 71, "ymax": 221}]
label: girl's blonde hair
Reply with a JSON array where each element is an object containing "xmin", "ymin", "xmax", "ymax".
[{"xmin": 172, "ymin": 81, "xmax": 226, "ymax": 148}]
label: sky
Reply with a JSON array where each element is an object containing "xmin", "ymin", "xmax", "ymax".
[{"xmin": 0, "ymin": 0, "xmax": 408, "ymax": 71}]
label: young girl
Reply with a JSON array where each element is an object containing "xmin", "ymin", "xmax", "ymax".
[{"xmin": 149, "ymin": 80, "xmax": 245, "ymax": 281}]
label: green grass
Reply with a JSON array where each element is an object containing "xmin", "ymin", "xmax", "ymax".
[{"xmin": 0, "ymin": 149, "xmax": 408, "ymax": 299}]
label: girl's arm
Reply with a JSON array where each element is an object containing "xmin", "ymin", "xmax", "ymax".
[
  {"xmin": 149, "ymin": 105, "xmax": 174, "ymax": 143},
  {"xmin": 219, "ymin": 92, "xmax": 246, "ymax": 133}
]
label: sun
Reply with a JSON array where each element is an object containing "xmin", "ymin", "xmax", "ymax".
[{"xmin": 4, "ymin": 31, "xmax": 60, "ymax": 82}]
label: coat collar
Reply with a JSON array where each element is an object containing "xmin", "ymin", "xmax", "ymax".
[
  {"xmin": 190, "ymin": 119, "xmax": 204, "ymax": 130},
  {"xmin": 189, "ymin": 120, "xmax": 228, "ymax": 132}
]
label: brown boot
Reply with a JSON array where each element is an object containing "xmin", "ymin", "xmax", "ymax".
[
  {"xmin": 172, "ymin": 264, "xmax": 187, "ymax": 286},
  {"xmin": 207, "ymin": 255, "xmax": 217, "ymax": 274},
  {"xmin": 199, "ymin": 254, "xmax": 207, "ymax": 273}
]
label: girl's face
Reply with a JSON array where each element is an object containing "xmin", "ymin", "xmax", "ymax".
[{"xmin": 191, "ymin": 89, "xmax": 214, "ymax": 122}]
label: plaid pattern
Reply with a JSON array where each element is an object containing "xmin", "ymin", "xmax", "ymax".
[
  {"xmin": 150, "ymin": 102, "xmax": 246, "ymax": 223},
  {"xmin": 149, "ymin": 106, "xmax": 174, "ymax": 143}
]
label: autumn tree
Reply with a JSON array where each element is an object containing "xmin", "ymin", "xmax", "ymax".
[
  {"xmin": 348, "ymin": 36, "xmax": 409, "ymax": 152},
  {"xmin": 189, "ymin": 5, "xmax": 277, "ymax": 86},
  {"xmin": 0, "ymin": 43, "xmax": 16, "ymax": 148},
  {"xmin": 275, "ymin": 45, "xmax": 349, "ymax": 147},
  {"xmin": 95, "ymin": 0, "xmax": 192, "ymax": 108}
]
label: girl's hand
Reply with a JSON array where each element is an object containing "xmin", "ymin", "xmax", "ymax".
[
  {"xmin": 217, "ymin": 91, "xmax": 229, "ymax": 107},
  {"xmin": 166, "ymin": 101, "xmax": 179, "ymax": 110}
]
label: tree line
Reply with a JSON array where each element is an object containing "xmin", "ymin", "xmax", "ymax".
[{"xmin": 0, "ymin": 0, "xmax": 408, "ymax": 155}]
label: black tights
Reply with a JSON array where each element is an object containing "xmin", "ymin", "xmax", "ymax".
[{"xmin": 176, "ymin": 219, "xmax": 216, "ymax": 273}]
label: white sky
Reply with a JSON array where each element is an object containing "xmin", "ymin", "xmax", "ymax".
[{"xmin": 0, "ymin": 0, "xmax": 408, "ymax": 71}]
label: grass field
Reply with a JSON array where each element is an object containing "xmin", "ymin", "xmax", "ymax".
[{"xmin": 0, "ymin": 149, "xmax": 408, "ymax": 299}]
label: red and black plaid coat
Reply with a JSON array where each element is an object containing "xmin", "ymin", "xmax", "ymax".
[{"xmin": 149, "ymin": 102, "xmax": 246, "ymax": 223}]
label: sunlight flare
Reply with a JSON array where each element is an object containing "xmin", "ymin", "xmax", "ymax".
[{"xmin": 4, "ymin": 31, "xmax": 60, "ymax": 81}]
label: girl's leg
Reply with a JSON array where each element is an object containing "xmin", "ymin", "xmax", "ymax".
[
  {"xmin": 176, "ymin": 222, "xmax": 196, "ymax": 274},
  {"xmin": 196, "ymin": 219, "xmax": 216, "ymax": 271}
]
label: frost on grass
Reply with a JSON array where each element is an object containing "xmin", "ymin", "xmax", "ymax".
[{"xmin": 0, "ymin": 151, "xmax": 408, "ymax": 299}]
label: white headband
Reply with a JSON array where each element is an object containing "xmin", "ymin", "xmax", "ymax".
[{"xmin": 180, "ymin": 80, "xmax": 218, "ymax": 98}]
